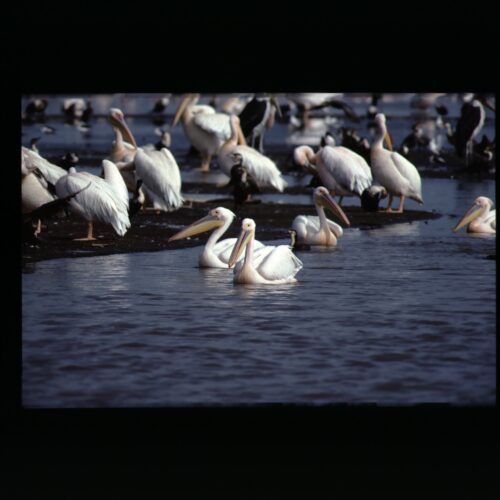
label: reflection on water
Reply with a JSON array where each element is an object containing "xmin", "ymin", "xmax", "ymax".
[{"xmin": 22, "ymin": 178, "xmax": 495, "ymax": 407}]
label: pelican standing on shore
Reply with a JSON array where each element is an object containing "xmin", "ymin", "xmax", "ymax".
[
  {"xmin": 370, "ymin": 113, "xmax": 423, "ymax": 213},
  {"xmin": 293, "ymin": 143, "xmax": 372, "ymax": 204},
  {"xmin": 108, "ymin": 108, "xmax": 183, "ymax": 211},
  {"xmin": 453, "ymin": 197, "xmax": 496, "ymax": 234},
  {"xmin": 168, "ymin": 207, "xmax": 265, "ymax": 268},
  {"xmin": 291, "ymin": 186, "xmax": 351, "ymax": 246},
  {"xmin": 228, "ymin": 218, "xmax": 303, "ymax": 284},
  {"xmin": 55, "ymin": 161, "xmax": 130, "ymax": 240},
  {"xmin": 172, "ymin": 94, "xmax": 231, "ymax": 171},
  {"xmin": 218, "ymin": 115, "xmax": 287, "ymax": 192}
]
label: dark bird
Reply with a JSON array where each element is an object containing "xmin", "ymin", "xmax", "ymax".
[
  {"xmin": 361, "ymin": 185, "xmax": 388, "ymax": 212},
  {"xmin": 367, "ymin": 93, "xmax": 382, "ymax": 120},
  {"xmin": 339, "ymin": 128, "xmax": 371, "ymax": 164},
  {"xmin": 238, "ymin": 95, "xmax": 281, "ymax": 152},
  {"xmin": 435, "ymin": 104, "xmax": 449, "ymax": 117},
  {"xmin": 29, "ymin": 137, "xmax": 41, "ymax": 153},
  {"xmin": 58, "ymin": 152, "xmax": 80, "ymax": 170},
  {"xmin": 399, "ymin": 124, "xmax": 429, "ymax": 156},
  {"xmin": 453, "ymin": 93, "xmax": 495, "ymax": 165},
  {"xmin": 23, "ymin": 183, "xmax": 91, "ymax": 244},
  {"xmin": 128, "ymin": 179, "xmax": 144, "ymax": 218},
  {"xmin": 225, "ymin": 152, "xmax": 260, "ymax": 209},
  {"xmin": 25, "ymin": 98, "xmax": 48, "ymax": 117},
  {"xmin": 152, "ymin": 97, "xmax": 170, "ymax": 113}
]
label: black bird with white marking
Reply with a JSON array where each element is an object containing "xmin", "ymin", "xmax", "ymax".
[
  {"xmin": 238, "ymin": 95, "xmax": 280, "ymax": 152},
  {"xmin": 225, "ymin": 152, "xmax": 261, "ymax": 209},
  {"xmin": 361, "ymin": 185, "xmax": 388, "ymax": 212}
]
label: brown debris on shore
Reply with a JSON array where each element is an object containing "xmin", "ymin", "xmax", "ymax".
[{"xmin": 22, "ymin": 200, "xmax": 441, "ymax": 266}]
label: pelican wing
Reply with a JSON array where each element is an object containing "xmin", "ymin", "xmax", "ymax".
[
  {"xmin": 256, "ymin": 245, "xmax": 303, "ymax": 281},
  {"xmin": 56, "ymin": 173, "xmax": 130, "ymax": 235},
  {"xmin": 389, "ymin": 151, "xmax": 423, "ymax": 201},
  {"xmin": 22, "ymin": 147, "xmax": 67, "ymax": 185},
  {"xmin": 485, "ymin": 209, "xmax": 496, "ymax": 229},
  {"xmin": 134, "ymin": 148, "xmax": 184, "ymax": 211},
  {"xmin": 193, "ymin": 113, "xmax": 231, "ymax": 140},
  {"xmin": 236, "ymin": 146, "xmax": 287, "ymax": 192},
  {"xmin": 292, "ymin": 215, "xmax": 343, "ymax": 240},
  {"xmin": 319, "ymin": 146, "xmax": 372, "ymax": 195}
]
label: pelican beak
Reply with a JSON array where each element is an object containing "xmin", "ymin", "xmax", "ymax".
[
  {"xmin": 384, "ymin": 129, "xmax": 393, "ymax": 151},
  {"xmin": 271, "ymin": 96, "xmax": 282, "ymax": 117},
  {"xmin": 172, "ymin": 95, "xmax": 191, "ymax": 127},
  {"xmin": 168, "ymin": 214, "xmax": 223, "ymax": 242},
  {"xmin": 110, "ymin": 111, "xmax": 137, "ymax": 148},
  {"xmin": 228, "ymin": 228, "xmax": 253, "ymax": 268},
  {"xmin": 452, "ymin": 203, "xmax": 484, "ymax": 232},
  {"xmin": 236, "ymin": 120, "xmax": 247, "ymax": 146},
  {"xmin": 320, "ymin": 191, "xmax": 351, "ymax": 227}
]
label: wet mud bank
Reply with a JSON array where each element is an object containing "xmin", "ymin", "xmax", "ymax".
[{"xmin": 22, "ymin": 200, "xmax": 441, "ymax": 266}]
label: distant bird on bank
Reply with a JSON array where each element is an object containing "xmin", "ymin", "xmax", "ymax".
[
  {"xmin": 24, "ymin": 98, "xmax": 48, "ymax": 118},
  {"xmin": 287, "ymin": 93, "xmax": 360, "ymax": 129},
  {"xmin": 152, "ymin": 96, "xmax": 170, "ymax": 113},
  {"xmin": 339, "ymin": 128, "xmax": 371, "ymax": 164},
  {"xmin": 367, "ymin": 93, "xmax": 382, "ymax": 120},
  {"xmin": 224, "ymin": 152, "xmax": 261, "ymax": 208},
  {"xmin": 452, "ymin": 93, "xmax": 495, "ymax": 165},
  {"xmin": 370, "ymin": 113, "xmax": 423, "ymax": 213},
  {"xmin": 62, "ymin": 98, "xmax": 92, "ymax": 122},
  {"xmin": 453, "ymin": 196, "xmax": 495, "ymax": 234},
  {"xmin": 238, "ymin": 95, "xmax": 281, "ymax": 152},
  {"xmin": 58, "ymin": 152, "xmax": 79, "ymax": 170},
  {"xmin": 172, "ymin": 93, "xmax": 232, "ymax": 172},
  {"xmin": 410, "ymin": 93, "xmax": 446, "ymax": 110}
]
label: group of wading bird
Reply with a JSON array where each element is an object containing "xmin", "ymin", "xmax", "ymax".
[{"xmin": 22, "ymin": 94, "xmax": 496, "ymax": 285}]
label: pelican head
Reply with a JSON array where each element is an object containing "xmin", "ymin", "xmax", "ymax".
[
  {"xmin": 171, "ymin": 93, "xmax": 200, "ymax": 127},
  {"xmin": 228, "ymin": 218, "xmax": 256, "ymax": 268},
  {"xmin": 453, "ymin": 197, "xmax": 494, "ymax": 232},
  {"xmin": 313, "ymin": 186, "xmax": 351, "ymax": 226},
  {"xmin": 374, "ymin": 113, "xmax": 393, "ymax": 150},
  {"xmin": 109, "ymin": 108, "xmax": 137, "ymax": 147},
  {"xmin": 168, "ymin": 206, "xmax": 236, "ymax": 242},
  {"xmin": 293, "ymin": 145, "xmax": 317, "ymax": 173}
]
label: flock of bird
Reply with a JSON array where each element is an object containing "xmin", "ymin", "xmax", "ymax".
[{"xmin": 22, "ymin": 93, "xmax": 495, "ymax": 285}]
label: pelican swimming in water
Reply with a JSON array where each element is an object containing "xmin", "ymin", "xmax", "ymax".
[
  {"xmin": 172, "ymin": 93, "xmax": 232, "ymax": 172},
  {"xmin": 168, "ymin": 207, "xmax": 265, "ymax": 268},
  {"xmin": 291, "ymin": 186, "xmax": 351, "ymax": 246},
  {"xmin": 370, "ymin": 113, "xmax": 423, "ymax": 212},
  {"xmin": 293, "ymin": 142, "xmax": 372, "ymax": 204},
  {"xmin": 218, "ymin": 115, "xmax": 287, "ymax": 192},
  {"xmin": 55, "ymin": 160, "xmax": 130, "ymax": 240},
  {"xmin": 453, "ymin": 197, "xmax": 496, "ymax": 234},
  {"xmin": 228, "ymin": 218, "xmax": 303, "ymax": 285}
]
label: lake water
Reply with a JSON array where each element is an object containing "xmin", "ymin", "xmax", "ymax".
[{"xmin": 22, "ymin": 176, "xmax": 496, "ymax": 407}]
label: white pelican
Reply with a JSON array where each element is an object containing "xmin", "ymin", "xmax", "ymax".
[
  {"xmin": 453, "ymin": 197, "xmax": 496, "ymax": 234},
  {"xmin": 370, "ymin": 113, "xmax": 423, "ymax": 213},
  {"xmin": 228, "ymin": 218, "xmax": 303, "ymax": 285},
  {"xmin": 22, "ymin": 147, "xmax": 68, "ymax": 233},
  {"xmin": 293, "ymin": 143, "xmax": 372, "ymax": 204},
  {"xmin": 55, "ymin": 161, "xmax": 130, "ymax": 240},
  {"xmin": 172, "ymin": 93, "xmax": 232, "ymax": 172},
  {"xmin": 218, "ymin": 115, "xmax": 287, "ymax": 192},
  {"xmin": 133, "ymin": 148, "xmax": 184, "ymax": 212},
  {"xmin": 168, "ymin": 207, "xmax": 265, "ymax": 268},
  {"xmin": 291, "ymin": 186, "xmax": 351, "ymax": 246},
  {"xmin": 109, "ymin": 108, "xmax": 183, "ymax": 211}
]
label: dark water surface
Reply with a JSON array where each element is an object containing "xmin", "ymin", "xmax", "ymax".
[{"xmin": 22, "ymin": 177, "xmax": 496, "ymax": 407}]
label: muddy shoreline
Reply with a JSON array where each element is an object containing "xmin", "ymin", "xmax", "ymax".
[{"xmin": 22, "ymin": 200, "xmax": 442, "ymax": 267}]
